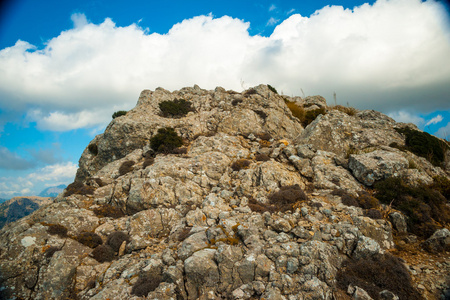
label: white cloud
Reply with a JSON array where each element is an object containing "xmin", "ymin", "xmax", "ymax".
[
  {"xmin": 269, "ymin": 4, "xmax": 277, "ymax": 12},
  {"xmin": 435, "ymin": 121, "xmax": 450, "ymax": 139},
  {"xmin": 0, "ymin": 0, "xmax": 449, "ymax": 131},
  {"xmin": 425, "ymin": 114, "xmax": 443, "ymax": 126},
  {"xmin": 388, "ymin": 111, "xmax": 425, "ymax": 126},
  {"xmin": 0, "ymin": 162, "xmax": 77, "ymax": 198},
  {"xmin": 267, "ymin": 17, "xmax": 279, "ymax": 26}
]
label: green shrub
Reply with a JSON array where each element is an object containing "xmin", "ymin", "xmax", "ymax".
[
  {"xmin": 231, "ymin": 159, "xmax": 251, "ymax": 171},
  {"xmin": 374, "ymin": 177, "xmax": 450, "ymax": 238},
  {"xmin": 267, "ymin": 84, "xmax": 278, "ymax": 94},
  {"xmin": 131, "ymin": 272, "xmax": 162, "ymax": 296},
  {"xmin": 106, "ymin": 231, "xmax": 130, "ymax": 252},
  {"xmin": 429, "ymin": 175, "xmax": 450, "ymax": 200},
  {"xmin": 76, "ymin": 232, "xmax": 103, "ymax": 248},
  {"xmin": 93, "ymin": 204, "xmax": 125, "ymax": 219},
  {"xmin": 150, "ymin": 127, "xmax": 184, "ymax": 154},
  {"xmin": 302, "ymin": 107, "xmax": 326, "ymax": 127},
  {"xmin": 64, "ymin": 181, "xmax": 95, "ymax": 197},
  {"xmin": 112, "ymin": 110, "xmax": 127, "ymax": 119},
  {"xmin": 357, "ymin": 192, "xmax": 380, "ymax": 209},
  {"xmin": 337, "ymin": 254, "xmax": 423, "ymax": 300},
  {"xmin": 119, "ymin": 160, "xmax": 135, "ymax": 176},
  {"xmin": 394, "ymin": 127, "xmax": 448, "ymax": 166},
  {"xmin": 88, "ymin": 144, "xmax": 98, "ymax": 155},
  {"xmin": 91, "ymin": 244, "xmax": 115, "ymax": 263},
  {"xmin": 159, "ymin": 99, "xmax": 193, "ymax": 118},
  {"xmin": 46, "ymin": 224, "xmax": 68, "ymax": 238}
]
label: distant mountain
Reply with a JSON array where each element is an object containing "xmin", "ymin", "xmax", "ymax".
[
  {"xmin": 0, "ymin": 196, "xmax": 53, "ymax": 229},
  {"xmin": 0, "ymin": 198, "xmax": 8, "ymax": 204},
  {"xmin": 38, "ymin": 184, "xmax": 66, "ymax": 198}
]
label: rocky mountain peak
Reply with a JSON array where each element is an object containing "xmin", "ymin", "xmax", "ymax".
[{"xmin": 1, "ymin": 85, "xmax": 449, "ymax": 300}]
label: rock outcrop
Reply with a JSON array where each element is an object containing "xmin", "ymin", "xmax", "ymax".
[{"xmin": 0, "ymin": 85, "xmax": 449, "ymax": 300}]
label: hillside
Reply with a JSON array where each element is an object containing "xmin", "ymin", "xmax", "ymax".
[
  {"xmin": 0, "ymin": 85, "xmax": 448, "ymax": 300},
  {"xmin": 0, "ymin": 196, "xmax": 53, "ymax": 229}
]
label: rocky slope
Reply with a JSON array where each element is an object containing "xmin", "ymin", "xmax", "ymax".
[
  {"xmin": 0, "ymin": 196, "xmax": 53, "ymax": 229},
  {"xmin": 0, "ymin": 84, "xmax": 449, "ymax": 300}
]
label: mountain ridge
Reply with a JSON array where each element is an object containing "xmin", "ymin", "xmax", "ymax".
[{"xmin": 0, "ymin": 84, "xmax": 448, "ymax": 300}]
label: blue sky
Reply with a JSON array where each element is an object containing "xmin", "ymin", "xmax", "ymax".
[{"xmin": 0, "ymin": 0, "xmax": 449, "ymax": 198}]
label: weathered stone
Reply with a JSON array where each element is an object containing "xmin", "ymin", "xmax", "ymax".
[
  {"xmin": 422, "ymin": 228, "xmax": 450, "ymax": 253},
  {"xmin": 348, "ymin": 150, "xmax": 408, "ymax": 186},
  {"xmin": 388, "ymin": 212, "xmax": 407, "ymax": 234},
  {"xmin": 352, "ymin": 236, "xmax": 381, "ymax": 260},
  {"xmin": 184, "ymin": 249, "xmax": 219, "ymax": 300}
]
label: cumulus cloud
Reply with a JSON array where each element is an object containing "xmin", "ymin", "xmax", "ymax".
[
  {"xmin": 267, "ymin": 17, "xmax": 279, "ymax": 26},
  {"xmin": 435, "ymin": 121, "xmax": 450, "ymax": 139},
  {"xmin": 0, "ymin": 147, "xmax": 35, "ymax": 170},
  {"xmin": 0, "ymin": 161, "xmax": 77, "ymax": 198},
  {"xmin": 425, "ymin": 114, "xmax": 443, "ymax": 126},
  {"xmin": 388, "ymin": 111, "xmax": 425, "ymax": 126},
  {"xmin": 0, "ymin": 0, "xmax": 449, "ymax": 131}
]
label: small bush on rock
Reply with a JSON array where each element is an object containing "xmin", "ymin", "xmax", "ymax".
[
  {"xmin": 159, "ymin": 99, "xmax": 193, "ymax": 118},
  {"xmin": 88, "ymin": 144, "xmax": 98, "ymax": 155},
  {"xmin": 93, "ymin": 204, "xmax": 125, "ymax": 219},
  {"xmin": 374, "ymin": 177, "xmax": 450, "ymax": 238},
  {"xmin": 268, "ymin": 84, "xmax": 278, "ymax": 94},
  {"xmin": 44, "ymin": 246, "xmax": 59, "ymax": 258},
  {"xmin": 106, "ymin": 231, "xmax": 131, "ymax": 252},
  {"xmin": 150, "ymin": 127, "xmax": 184, "ymax": 154},
  {"xmin": 131, "ymin": 272, "xmax": 163, "ymax": 297},
  {"xmin": 91, "ymin": 244, "xmax": 115, "ymax": 263},
  {"xmin": 231, "ymin": 159, "xmax": 251, "ymax": 171},
  {"xmin": 143, "ymin": 157, "xmax": 155, "ymax": 168},
  {"xmin": 337, "ymin": 254, "xmax": 423, "ymax": 300},
  {"xmin": 357, "ymin": 192, "xmax": 380, "ymax": 209},
  {"xmin": 231, "ymin": 99, "xmax": 243, "ymax": 106},
  {"xmin": 394, "ymin": 127, "xmax": 448, "ymax": 166},
  {"xmin": 268, "ymin": 184, "xmax": 308, "ymax": 212},
  {"xmin": 365, "ymin": 208, "xmax": 383, "ymax": 220},
  {"xmin": 302, "ymin": 107, "xmax": 326, "ymax": 127},
  {"xmin": 112, "ymin": 110, "xmax": 127, "ymax": 119},
  {"xmin": 332, "ymin": 105, "xmax": 357, "ymax": 116},
  {"xmin": 255, "ymin": 153, "xmax": 270, "ymax": 162},
  {"xmin": 64, "ymin": 181, "xmax": 95, "ymax": 197},
  {"xmin": 76, "ymin": 232, "xmax": 103, "ymax": 248},
  {"xmin": 286, "ymin": 101, "xmax": 305, "ymax": 121},
  {"xmin": 255, "ymin": 132, "xmax": 272, "ymax": 141},
  {"xmin": 46, "ymin": 224, "xmax": 68, "ymax": 238},
  {"xmin": 119, "ymin": 160, "xmax": 134, "ymax": 176}
]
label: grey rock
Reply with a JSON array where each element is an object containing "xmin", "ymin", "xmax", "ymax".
[
  {"xmin": 184, "ymin": 249, "xmax": 219, "ymax": 299},
  {"xmin": 388, "ymin": 212, "xmax": 408, "ymax": 234},
  {"xmin": 353, "ymin": 236, "xmax": 381, "ymax": 260},
  {"xmin": 422, "ymin": 228, "xmax": 450, "ymax": 253}
]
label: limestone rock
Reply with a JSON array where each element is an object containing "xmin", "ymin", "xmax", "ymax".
[{"xmin": 422, "ymin": 228, "xmax": 450, "ymax": 253}]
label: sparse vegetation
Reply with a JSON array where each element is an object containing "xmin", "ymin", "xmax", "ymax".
[
  {"xmin": 331, "ymin": 105, "xmax": 357, "ymax": 116},
  {"xmin": 93, "ymin": 204, "xmax": 126, "ymax": 219},
  {"xmin": 286, "ymin": 101, "xmax": 305, "ymax": 121},
  {"xmin": 255, "ymin": 153, "xmax": 270, "ymax": 162},
  {"xmin": 357, "ymin": 192, "xmax": 380, "ymax": 209},
  {"xmin": 249, "ymin": 185, "xmax": 308, "ymax": 213},
  {"xmin": 150, "ymin": 127, "xmax": 184, "ymax": 154},
  {"xmin": 337, "ymin": 253, "xmax": 423, "ymax": 300},
  {"xmin": 302, "ymin": 107, "xmax": 326, "ymax": 127},
  {"xmin": 254, "ymin": 132, "xmax": 272, "ymax": 141},
  {"xmin": 44, "ymin": 246, "xmax": 59, "ymax": 258},
  {"xmin": 231, "ymin": 99, "xmax": 243, "ymax": 106},
  {"xmin": 112, "ymin": 110, "xmax": 127, "ymax": 119},
  {"xmin": 267, "ymin": 84, "xmax": 278, "ymax": 94},
  {"xmin": 171, "ymin": 147, "xmax": 188, "ymax": 154},
  {"xmin": 177, "ymin": 227, "xmax": 192, "ymax": 241},
  {"xmin": 118, "ymin": 160, "xmax": 135, "ymax": 176},
  {"xmin": 254, "ymin": 110, "xmax": 267, "ymax": 121},
  {"xmin": 231, "ymin": 159, "xmax": 251, "ymax": 171},
  {"xmin": 64, "ymin": 181, "xmax": 96, "ymax": 197},
  {"xmin": 143, "ymin": 157, "xmax": 155, "ymax": 168},
  {"xmin": 374, "ymin": 177, "xmax": 450, "ymax": 238},
  {"xmin": 106, "ymin": 231, "xmax": 130, "ymax": 252},
  {"xmin": 91, "ymin": 244, "xmax": 115, "ymax": 263},
  {"xmin": 243, "ymin": 88, "xmax": 257, "ymax": 96},
  {"xmin": 365, "ymin": 208, "xmax": 383, "ymax": 220},
  {"xmin": 394, "ymin": 127, "xmax": 448, "ymax": 167},
  {"xmin": 159, "ymin": 99, "xmax": 194, "ymax": 118},
  {"xmin": 88, "ymin": 144, "xmax": 98, "ymax": 155},
  {"xmin": 46, "ymin": 224, "xmax": 68, "ymax": 238},
  {"xmin": 76, "ymin": 232, "xmax": 103, "ymax": 248},
  {"xmin": 131, "ymin": 272, "xmax": 163, "ymax": 296}
]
